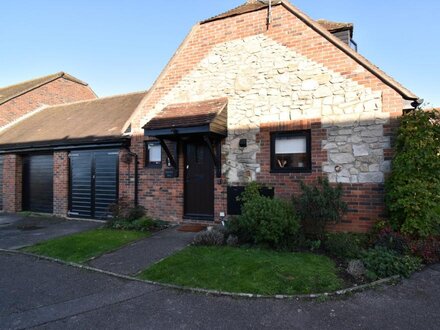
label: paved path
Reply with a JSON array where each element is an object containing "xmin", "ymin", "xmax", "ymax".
[
  {"xmin": 88, "ymin": 226, "xmax": 197, "ymax": 275},
  {"xmin": 1, "ymin": 252, "xmax": 439, "ymax": 330},
  {"xmin": 0, "ymin": 213, "xmax": 101, "ymax": 249}
]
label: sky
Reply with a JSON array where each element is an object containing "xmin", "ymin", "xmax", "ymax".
[{"xmin": 1, "ymin": 0, "xmax": 439, "ymax": 106}]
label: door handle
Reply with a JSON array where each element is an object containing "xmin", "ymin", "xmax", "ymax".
[{"xmin": 186, "ymin": 165, "xmax": 189, "ymax": 170}]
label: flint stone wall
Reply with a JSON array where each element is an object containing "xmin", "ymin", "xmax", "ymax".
[{"xmin": 143, "ymin": 35, "xmax": 390, "ymax": 184}]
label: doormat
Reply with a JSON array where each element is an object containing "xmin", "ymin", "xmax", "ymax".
[{"xmin": 178, "ymin": 224, "xmax": 207, "ymax": 232}]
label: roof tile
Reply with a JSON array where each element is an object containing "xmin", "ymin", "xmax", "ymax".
[
  {"xmin": 144, "ymin": 98, "xmax": 228, "ymax": 130},
  {"xmin": 0, "ymin": 72, "xmax": 89, "ymax": 105},
  {"xmin": 0, "ymin": 91, "xmax": 147, "ymax": 148}
]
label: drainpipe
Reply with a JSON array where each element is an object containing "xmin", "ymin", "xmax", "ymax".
[
  {"xmin": 124, "ymin": 148, "xmax": 139, "ymax": 206},
  {"xmin": 133, "ymin": 153, "xmax": 139, "ymax": 206}
]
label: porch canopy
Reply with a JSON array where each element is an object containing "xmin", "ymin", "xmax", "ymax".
[
  {"xmin": 143, "ymin": 97, "xmax": 228, "ymax": 139},
  {"xmin": 143, "ymin": 98, "xmax": 228, "ymax": 177}
]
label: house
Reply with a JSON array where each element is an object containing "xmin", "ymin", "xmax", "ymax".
[
  {"xmin": 0, "ymin": 0, "xmax": 421, "ymax": 232},
  {"xmin": 0, "ymin": 72, "xmax": 96, "ymax": 130}
]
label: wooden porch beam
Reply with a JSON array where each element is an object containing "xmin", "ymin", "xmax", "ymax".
[
  {"xmin": 158, "ymin": 138, "xmax": 177, "ymax": 169},
  {"xmin": 203, "ymin": 135, "xmax": 221, "ymax": 178}
]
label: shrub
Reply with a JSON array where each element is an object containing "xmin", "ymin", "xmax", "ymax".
[
  {"xmin": 212, "ymin": 225, "xmax": 229, "ymax": 238},
  {"xmin": 409, "ymin": 236, "xmax": 440, "ymax": 264},
  {"xmin": 193, "ymin": 230, "xmax": 224, "ymax": 246},
  {"xmin": 374, "ymin": 228, "xmax": 409, "ymax": 255},
  {"xmin": 278, "ymin": 233, "xmax": 323, "ymax": 252},
  {"xmin": 107, "ymin": 216, "xmax": 157, "ymax": 232},
  {"xmin": 370, "ymin": 219, "xmax": 390, "ymax": 236},
  {"xmin": 109, "ymin": 199, "xmax": 147, "ymax": 222},
  {"xmin": 227, "ymin": 183, "xmax": 301, "ymax": 249},
  {"xmin": 226, "ymin": 235, "xmax": 239, "ymax": 247},
  {"xmin": 323, "ymin": 233, "xmax": 368, "ymax": 260},
  {"xmin": 294, "ymin": 177, "xmax": 348, "ymax": 238},
  {"xmin": 238, "ymin": 181, "xmax": 263, "ymax": 203},
  {"xmin": 362, "ymin": 247, "xmax": 421, "ymax": 279},
  {"xmin": 302, "ymin": 239, "xmax": 322, "ymax": 252},
  {"xmin": 386, "ymin": 108, "xmax": 440, "ymax": 238}
]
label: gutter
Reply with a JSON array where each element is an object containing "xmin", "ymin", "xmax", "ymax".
[{"xmin": 0, "ymin": 138, "xmax": 129, "ymax": 154}]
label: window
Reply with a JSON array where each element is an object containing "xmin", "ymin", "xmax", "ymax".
[
  {"xmin": 145, "ymin": 141, "xmax": 162, "ymax": 167},
  {"xmin": 270, "ymin": 130, "xmax": 311, "ymax": 173}
]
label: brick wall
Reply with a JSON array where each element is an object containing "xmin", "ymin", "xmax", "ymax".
[
  {"xmin": 53, "ymin": 151, "xmax": 69, "ymax": 217},
  {"xmin": 135, "ymin": 135, "xmax": 185, "ymax": 221},
  {"xmin": 2, "ymin": 154, "xmax": 22, "ymax": 212},
  {"xmin": 118, "ymin": 148, "xmax": 138, "ymax": 206},
  {"xmin": 256, "ymin": 120, "xmax": 385, "ymax": 232},
  {"xmin": 0, "ymin": 77, "xmax": 96, "ymax": 128}
]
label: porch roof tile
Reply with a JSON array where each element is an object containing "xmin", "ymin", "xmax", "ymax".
[{"xmin": 143, "ymin": 98, "xmax": 228, "ymax": 133}]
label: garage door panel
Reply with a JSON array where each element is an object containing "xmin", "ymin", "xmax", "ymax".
[
  {"xmin": 69, "ymin": 152, "xmax": 93, "ymax": 218},
  {"xmin": 94, "ymin": 151, "xmax": 118, "ymax": 220},
  {"xmin": 69, "ymin": 150, "xmax": 118, "ymax": 219},
  {"xmin": 23, "ymin": 154, "xmax": 54, "ymax": 213}
]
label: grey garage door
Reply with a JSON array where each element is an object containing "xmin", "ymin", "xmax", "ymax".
[
  {"xmin": 22, "ymin": 154, "xmax": 54, "ymax": 213},
  {"xmin": 69, "ymin": 149, "xmax": 119, "ymax": 220}
]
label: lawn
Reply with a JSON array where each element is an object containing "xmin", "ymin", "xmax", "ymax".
[
  {"xmin": 138, "ymin": 246, "xmax": 343, "ymax": 295},
  {"xmin": 22, "ymin": 228, "xmax": 149, "ymax": 263}
]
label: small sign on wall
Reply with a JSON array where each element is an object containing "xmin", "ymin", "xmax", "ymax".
[{"xmin": 164, "ymin": 168, "xmax": 178, "ymax": 178}]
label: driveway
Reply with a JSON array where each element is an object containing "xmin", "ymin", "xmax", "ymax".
[
  {"xmin": 0, "ymin": 213, "xmax": 101, "ymax": 249},
  {"xmin": 0, "ymin": 252, "xmax": 439, "ymax": 330}
]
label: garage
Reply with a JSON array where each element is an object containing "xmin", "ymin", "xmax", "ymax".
[
  {"xmin": 22, "ymin": 154, "xmax": 54, "ymax": 213},
  {"xmin": 0, "ymin": 92, "xmax": 145, "ymax": 216},
  {"xmin": 69, "ymin": 149, "xmax": 119, "ymax": 220}
]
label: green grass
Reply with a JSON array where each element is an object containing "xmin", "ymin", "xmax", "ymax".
[
  {"xmin": 22, "ymin": 229, "xmax": 149, "ymax": 263},
  {"xmin": 138, "ymin": 246, "xmax": 343, "ymax": 295}
]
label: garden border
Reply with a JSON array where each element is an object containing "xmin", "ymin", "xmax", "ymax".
[{"xmin": 0, "ymin": 248, "xmax": 401, "ymax": 300}]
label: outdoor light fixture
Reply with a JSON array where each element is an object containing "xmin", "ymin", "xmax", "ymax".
[{"xmin": 239, "ymin": 139, "xmax": 247, "ymax": 148}]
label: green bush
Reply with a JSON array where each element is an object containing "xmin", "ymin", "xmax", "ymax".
[
  {"xmin": 212, "ymin": 225, "xmax": 229, "ymax": 238},
  {"xmin": 323, "ymin": 233, "xmax": 368, "ymax": 260},
  {"xmin": 302, "ymin": 239, "xmax": 322, "ymax": 252},
  {"xmin": 294, "ymin": 177, "xmax": 348, "ymax": 238},
  {"xmin": 386, "ymin": 109, "xmax": 440, "ymax": 237},
  {"xmin": 362, "ymin": 247, "xmax": 421, "ymax": 279},
  {"xmin": 193, "ymin": 230, "xmax": 225, "ymax": 246},
  {"xmin": 109, "ymin": 199, "xmax": 147, "ymax": 221},
  {"xmin": 227, "ymin": 183, "xmax": 301, "ymax": 249},
  {"xmin": 409, "ymin": 236, "xmax": 440, "ymax": 264},
  {"xmin": 107, "ymin": 216, "xmax": 157, "ymax": 232},
  {"xmin": 374, "ymin": 229, "xmax": 409, "ymax": 255}
]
